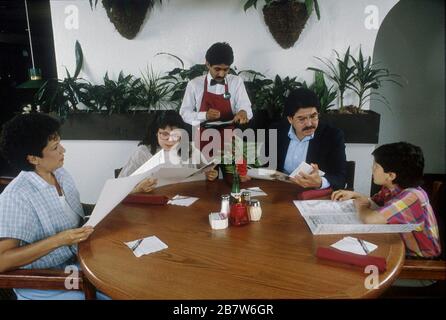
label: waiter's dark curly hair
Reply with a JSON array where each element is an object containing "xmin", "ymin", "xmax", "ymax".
[
  {"xmin": 205, "ymin": 42, "xmax": 234, "ymax": 66},
  {"xmin": 0, "ymin": 113, "xmax": 60, "ymax": 171},
  {"xmin": 372, "ymin": 142, "xmax": 425, "ymax": 188}
]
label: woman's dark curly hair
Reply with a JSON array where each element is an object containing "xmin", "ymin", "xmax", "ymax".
[
  {"xmin": 0, "ymin": 113, "xmax": 60, "ymax": 171},
  {"xmin": 372, "ymin": 142, "xmax": 425, "ymax": 188},
  {"xmin": 140, "ymin": 111, "xmax": 186, "ymax": 154}
]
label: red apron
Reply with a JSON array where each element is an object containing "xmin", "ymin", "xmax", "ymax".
[{"xmin": 197, "ymin": 78, "xmax": 234, "ymax": 154}]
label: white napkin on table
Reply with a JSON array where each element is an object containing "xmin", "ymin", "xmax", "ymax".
[
  {"xmin": 331, "ymin": 236, "xmax": 377, "ymax": 255},
  {"xmin": 240, "ymin": 187, "xmax": 267, "ymax": 197},
  {"xmin": 125, "ymin": 236, "xmax": 168, "ymax": 258},
  {"xmin": 167, "ymin": 195, "xmax": 199, "ymax": 207}
]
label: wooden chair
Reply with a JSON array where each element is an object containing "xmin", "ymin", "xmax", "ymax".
[
  {"xmin": 0, "ymin": 177, "xmax": 97, "ymax": 300},
  {"xmin": 0, "ymin": 269, "xmax": 97, "ymax": 300},
  {"xmin": 345, "ymin": 161, "xmax": 355, "ymax": 191},
  {"xmin": 399, "ymin": 180, "xmax": 446, "ymax": 280}
]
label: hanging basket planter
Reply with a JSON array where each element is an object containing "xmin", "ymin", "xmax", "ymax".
[
  {"xmin": 262, "ymin": 2, "xmax": 309, "ymax": 49},
  {"xmin": 102, "ymin": 0, "xmax": 153, "ymax": 39}
]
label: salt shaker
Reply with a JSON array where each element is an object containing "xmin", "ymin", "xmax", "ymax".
[
  {"xmin": 220, "ymin": 194, "xmax": 230, "ymax": 217},
  {"xmin": 248, "ymin": 200, "xmax": 262, "ymax": 221},
  {"xmin": 241, "ymin": 191, "xmax": 251, "ymax": 204}
]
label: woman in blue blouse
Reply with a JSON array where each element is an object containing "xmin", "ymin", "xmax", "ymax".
[{"xmin": 0, "ymin": 113, "xmax": 145, "ymax": 299}]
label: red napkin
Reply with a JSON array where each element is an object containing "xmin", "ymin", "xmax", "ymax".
[
  {"xmin": 121, "ymin": 194, "xmax": 169, "ymax": 205},
  {"xmin": 297, "ymin": 188, "xmax": 333, "ymax": 200},
  {"xmin": 316, "ymin": 247, "xmax": 387, "ymax": 272}
]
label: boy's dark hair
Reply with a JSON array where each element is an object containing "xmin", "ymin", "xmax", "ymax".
[
  {"xmin": 205, "ymin": 42, "xmax": 234, "ymax": 66},
  {"xmin": 141, "ymin": 111, "xmax": 186, "ymax": 154},
  {"xmin": 372, "ymin": 142, "xmax": 425, "ymax": 188},
  {"xmin": 0, "ymin": 113, "xmax": 60, "ymax": 171},
  {"xmin": 284, "ymin": 88, "xmax": 321, "ymax": 118}
]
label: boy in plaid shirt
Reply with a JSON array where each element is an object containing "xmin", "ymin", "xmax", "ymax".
[{"xmin": 332, "ymin": 142, "xmax": 441, "ymax": 258}]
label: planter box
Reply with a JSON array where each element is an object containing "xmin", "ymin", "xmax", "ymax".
[
  {"xmin": 58, "ymin": 110, "xmax": 380, "ymax": 144},
  {"xmin": 59, "ymin": 113, "xmax": 157, "ymax": 140},
  {"xmin": 321, "ymin": 110, "xmax": 381, "ymax": 144}
]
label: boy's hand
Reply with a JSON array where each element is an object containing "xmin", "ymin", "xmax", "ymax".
[{"xmin": 332, "ymin": 190, "xmax": 357, "ymax": 201}]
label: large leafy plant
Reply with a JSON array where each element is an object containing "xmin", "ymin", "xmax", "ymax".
[
  {"xmin": 35, "ymin": 41, "xmax": 87, "ymax": 118},
  {"xmin": 97, "ymin": 71, "xmax": 143, "ymax": 114},
  {"xmin": 308, "ymin": 47, "xmax": 355, "ymax": 111},
  {"xmin": 255, "ymin": 75, "xmax": 303, "ymax": 120},
  {"xmin": 137, "ymin": 66, "xmax": 173, "ymax": 111},
  {"xmin": 309, "ymin": 47, "xmax": 402, "ymax": 112},
  {"xmin": 156, "ymin": 53, "xmax": 208, "ymax": 109},
  {"xmin": 349, "ymin": 48, "xmax": 402, "ymax": 110},
  {"xmin": 301, "ymin": 71, "xmax": 337, "ymax": 113}
]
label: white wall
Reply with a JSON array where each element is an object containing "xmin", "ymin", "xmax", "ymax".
[
  {"xmin": 371, "ymin": 0, "xmax": 445, "ymax": 174},
  {"xmin": 50, "ymin": 0, "xmax": 398, "ymax": 203}
]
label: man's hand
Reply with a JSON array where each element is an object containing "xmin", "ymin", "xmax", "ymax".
[
  {"xmin": 289, "ymin": 163, "xmax": 322, "ymax": 188},
  {"xmin": 233, "ymin": 110, "xmax": 248, "ymax": 124},
  {"xmin": 132, "ymin": 178, "xmax": 157, "ymax": 194},
  {"xmin": 206, "ymin": 108, "xmax": 221, "ymax": 121}
]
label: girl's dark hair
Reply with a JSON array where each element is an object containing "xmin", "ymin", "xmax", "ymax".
[
  {"xmin": 140, "ymin": 111, "xmax": 186, "ymax": 154},
  {"xmin": 372, "ymin": 142, "xmax": 425, "ymax": 188},
  {"xmin": 205, "ymin": 42, "xmax": 234, "ymax": 66},
  {"xmin": 0, "ymin": 113, "xmax": 60, "ymax": 171}
]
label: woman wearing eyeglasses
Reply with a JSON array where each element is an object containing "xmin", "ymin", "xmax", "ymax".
[{"xmin": 118, "ymin": 111, "xmax": 218, "ymax": 185}]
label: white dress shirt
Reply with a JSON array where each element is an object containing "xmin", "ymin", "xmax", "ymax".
[
  {"xmin": 179, "ymin": 73, "xmax": 253, "ymax": 125},
  {"xmin": 284, "ymin": 125, "xmax": 330, "ymax": 189}
]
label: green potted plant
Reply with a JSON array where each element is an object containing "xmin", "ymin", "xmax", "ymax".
[
  {"xmin": 301, "ymin": 70, "xmax": 337, "ymax": 113},
  {"xmin": 307, "ymin": 48, "xmax": 402, "ymax": 143},
  {"xmin": 308, "ymin": 47, "xmax": 355, "ymax": 112},
  {"xmin": 244, "ymin": 0, "xmax": 321, "ymax": 49},
  {"xmin": 348, "ymin": 47, "xmax": 402, "ymax": 113},
  {"xmin": 255, "ymin": 74, "xmax": 303, "ymax": 123},
  {"xmin": 35, "ymin": 41, "xmax": 86, "ymax": 118}
]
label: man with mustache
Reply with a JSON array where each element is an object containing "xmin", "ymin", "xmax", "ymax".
[
  {"xmin": 179, "ymin": 42, "xmax": 253, "ymax": 148},
  {"xmin": 272, "ymin": 88, "xmax": 347, "ymax": 190}
]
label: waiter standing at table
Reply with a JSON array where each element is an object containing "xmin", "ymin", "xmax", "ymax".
[{"xmin": 179, "ymin": 42, "xmax": 253, "ymax": 154}]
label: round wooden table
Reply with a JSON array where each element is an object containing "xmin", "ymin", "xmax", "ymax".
[{"xmin": 78, "ymin": 180, "xmax": 405, "ymax": 299}]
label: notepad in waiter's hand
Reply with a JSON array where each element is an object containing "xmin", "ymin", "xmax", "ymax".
[{"xmin": 203, "ymin": 120, "xmax": 233, "ymax": 128}]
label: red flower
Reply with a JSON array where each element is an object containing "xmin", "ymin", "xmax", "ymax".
[{"xmin": 236, "ymin": 159, "xmax": 247, "ymax": 176}]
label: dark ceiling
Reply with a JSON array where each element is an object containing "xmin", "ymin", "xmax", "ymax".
[
  {"xmin": 0, "ymin": 0, "xmax": 53, "ymax": 44},
  {"xmin": 0, "ymin": 0, "xmax": 56, "ymax": 137}
]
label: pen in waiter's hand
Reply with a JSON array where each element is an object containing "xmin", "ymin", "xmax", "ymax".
[{"xmin": 358, "ymin": 238, "xmax": 370, "ymax": 254}]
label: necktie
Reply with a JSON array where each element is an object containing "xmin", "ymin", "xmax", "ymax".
[{"xmin": 210, "ymin": 79, "xmax": 224, "ymax": 86}]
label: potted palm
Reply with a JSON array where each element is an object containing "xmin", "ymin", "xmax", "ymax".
[
  {"xmin": 244, "ymin": 0, "xmax": 321, "ymax": 49},
  {"xmin": 36, "ymin": 42, "xmax": 175, "ymax": 140},
  {"xmin": 307, "ymin": 48, "xmax": 402, "ymax": 143}
]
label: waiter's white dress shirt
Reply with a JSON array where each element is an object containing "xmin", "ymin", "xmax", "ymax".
[{"xmin": 179, "ymin": 73, "xmax": 253, "ymax": 125}]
